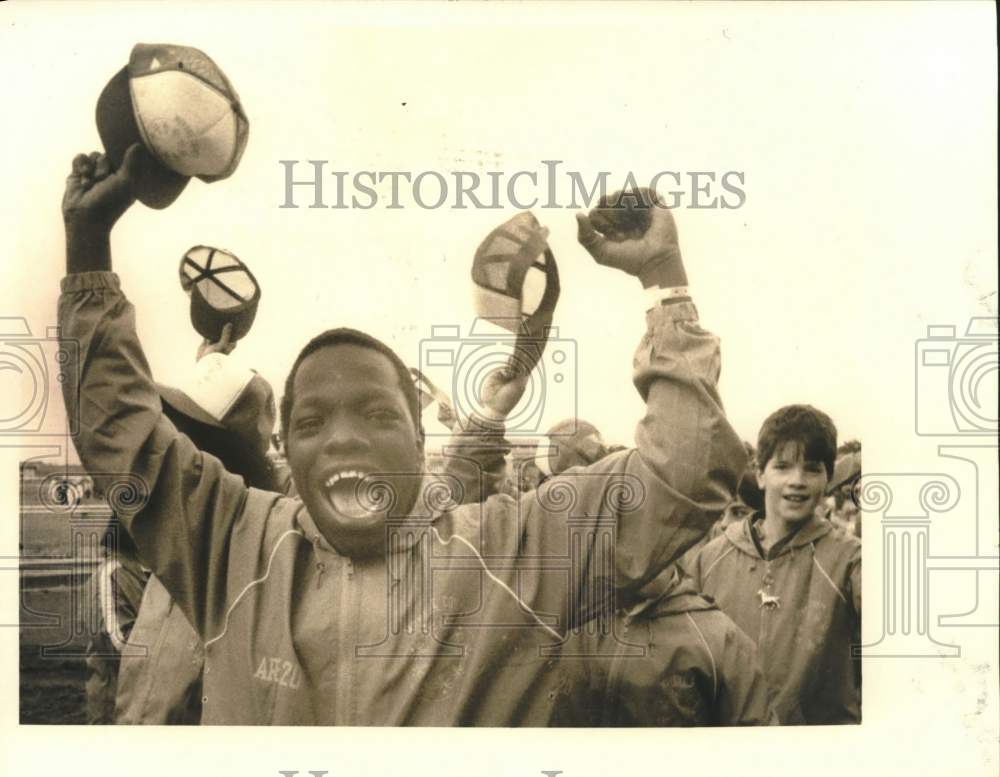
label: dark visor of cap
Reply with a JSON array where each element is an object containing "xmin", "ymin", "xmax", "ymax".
[{"xmin": 95, "ymin": 66, "xmax": 190, "ymax": 210}]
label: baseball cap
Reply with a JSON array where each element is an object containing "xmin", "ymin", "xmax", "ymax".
[
  {"xmin": 156, "ymin": 352, "xmax": 275, "ymax": 456},
  {"xmin": 471, "ymin": 212, "xmax": 559, "ymax": 334},
  {"xmin": 96, "ymin": 43, "xmax": 249, "ymax": 209},
  {"xmin": 180, "ymin": 245, "xmax": 260, "ymax": 343}
]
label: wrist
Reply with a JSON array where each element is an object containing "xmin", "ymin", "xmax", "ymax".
[
  {"xmin": 460, "ymin": 409, "xmax": 508, "ymax": 436},
  {"xmin": 476, "ymin": 405, "xmax": 508, "ymax": 424},
  {"xmin": 637, "ymin": 247, "xmax": 687, "ymax": 289},
  {"xmin": 65, "ymin": 222, "xmax": 112, "ymax": 274},
  {"xmin": 644, "ymin": 285, "xmax": 692, "ymax": 308}
]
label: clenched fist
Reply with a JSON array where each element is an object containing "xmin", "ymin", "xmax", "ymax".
[
  {"xmin": 62, "ymin": 145, "xmax": 143, "ymax": 231},
  {"xmin": 63, "ymin": 144, "xmax": 147, "ymax": 274},
  {"xmin": 197, "ymin": 323, "xmax": 237, "ymax": 361},
  {"xmin": 576, "ymin": 187, "xmax": 687, "ymax": 289}
]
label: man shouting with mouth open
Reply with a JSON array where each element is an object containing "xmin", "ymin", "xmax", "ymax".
[{"xmin": 59, "ymin": 146, "xmax": 745, "ymax": 725}]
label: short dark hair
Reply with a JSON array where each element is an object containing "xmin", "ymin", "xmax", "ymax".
[
  {"xmin": 757, "ymin": 404, "xmax": 837, "ymax": 480},
  {"xmin": 280, "ymin": 327, "xmax": 424, "ymax": 444}
]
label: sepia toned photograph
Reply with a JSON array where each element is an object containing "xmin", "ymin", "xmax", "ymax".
[{"xmin": 1, "ymin": 1, "xmax": 995, "ymax": 776}]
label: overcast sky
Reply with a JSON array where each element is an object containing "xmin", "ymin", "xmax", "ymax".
[
  {"xmin": 2, "ymin": 3, "xmax": 999, "ymax": 775},
  {"xmin": 2, "ymin": 2, "xmax": 996, "ymax": 460}
]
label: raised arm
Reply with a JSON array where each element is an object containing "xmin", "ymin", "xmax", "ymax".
[
  {"xmin": 440, "ymin": 221, "xmax": 559, "ymax": 503},
  {"xmin": 569, "ymin": 188, "xmax": 745, "ymax": 583},
  {"xmin": 59, "ymin": 148, "xmax": 250, "ymax": 637},
  {"xmin": 438, "ymin": 336, "xmax": 545, "ymax": 504},
  {"xmin": 463, "ymin": 190, "xmax": 748, "ymax": 631}
]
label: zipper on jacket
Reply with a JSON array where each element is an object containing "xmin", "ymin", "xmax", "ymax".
[
  {"xmin": 313, "ymin": 536, "xmax": 326, "ymax": 589},
  {"xmin": 602, "ymin": 614, "xmax": 645, "ymax": 725},
  {"xmin": 335, "ymin": 555, "xmax": 357, "ymax": 724},
  {"xmin": 758, "ymin": 561, "xmax": 776, "ymax": 647}
]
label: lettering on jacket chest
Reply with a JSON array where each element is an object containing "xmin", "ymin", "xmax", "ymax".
[{"xmin": 253, "ymin": 655, "xmax": 303, "ymax": 689}]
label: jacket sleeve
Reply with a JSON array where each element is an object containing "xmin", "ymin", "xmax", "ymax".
[
  {"xmin": 715, "ymin": 623, "xmax": 779, "ymax": 726},
  {"xmin": 59, "ymin": 271, "xmax": 250, "ymax": 638},
  {"xmin": 475, "ymin": 298, "xmax": 746, "ymax": 626},
  {"xmin": 619, "ymin": 299, "xmax": 745, "ymax": 580},
  {"xmin": 848, "ymin": 547, "xmax": 861, "ymax": 616},
  {"xmin": 439, "ymin": 414, "xmax": 511, "ymax": 505}
]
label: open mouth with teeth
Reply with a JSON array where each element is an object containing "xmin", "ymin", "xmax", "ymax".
[
  {"xmin": 323, "ymin": 470, "xmax": 377, "ymax": 521},
  {"xmin": 782, "ymin": 494, "xmax": 811, "ymax": 506}
]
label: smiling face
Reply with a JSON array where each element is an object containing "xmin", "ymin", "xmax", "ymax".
[
  {"xmin": 285, "ymin": 343, "xmax": 424, "ymax": 557},
  {"xmin": 757, "ymin": 441, "xmax": 829, "ymax": 526}
]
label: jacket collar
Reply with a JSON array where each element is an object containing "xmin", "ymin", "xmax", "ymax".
[{"xmin": 725, "ymin": 512, "xmax": 833, "ymax": 558}]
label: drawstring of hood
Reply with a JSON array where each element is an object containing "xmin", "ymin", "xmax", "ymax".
[{"xmin": 313, "ymin": 535, "xmax": 325, "ymax": 588}]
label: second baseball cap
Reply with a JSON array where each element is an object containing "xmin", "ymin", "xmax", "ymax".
[
  {"xmin": 179, "ymin": 245, "xmax": 260, "ymax": 343},
  {"xmin": 471, "ymin": 212, "xmax": 559, "ymax": 334}
]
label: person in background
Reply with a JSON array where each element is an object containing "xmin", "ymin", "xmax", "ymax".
[
  {"xmin": 677, "ymin": 445, "xmax": 760, "ymax": 576},
  {"xmin": 535, "ymin": 418, "xmax": 608, "ymax": 484},
  {"xmin": 553, "ymin": 561, "xmax": 776, "ymax": 726},
  {"xmin": 828, "ymin": 447, "xmax": 862, "ymax": 538},
  {"xmin": 505, "ymin": 440, "xmax": 544, "ymax": 495},
  {"xmin": 84, "ymin": 526, "xmax": 148, "ymax": 724},
  {"xmin": 689, "ymin": 405, "xmax": 861, "ymax": 725}
]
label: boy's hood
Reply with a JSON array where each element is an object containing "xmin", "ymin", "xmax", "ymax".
[{"xmin": 724, "ymin": 512, "xmax": 833, "ymax": 557}]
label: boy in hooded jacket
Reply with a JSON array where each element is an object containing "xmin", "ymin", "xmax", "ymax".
[{"xmin": 689, "ymin": 404, "xmax": 862, "ymax": 725}]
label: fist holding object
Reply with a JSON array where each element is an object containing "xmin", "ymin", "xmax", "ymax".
[
  {"xmin": 470, "ymin": 211, "xmax": 561, "ymax": 420},
  {"xmin": 180, "ymin": 246, "xmax": 261, "ymax": 348},
  {"xmin": 465, "ymin": 190, "xmax": 687, "ymax": 421},
  {"xmin": 63, "ymin": 42, "xmax": 249, "ymax": 275},
  {"xmin": 95, "ymin": 42, "xmax": 248, "ymax": 210},
  {"xmin": 576, "ymin": 187, "xmax": 688, "ymax": 291},
  {"xmin": 62, "ymin": 45, "xmax": 685, "ymax": 419}
]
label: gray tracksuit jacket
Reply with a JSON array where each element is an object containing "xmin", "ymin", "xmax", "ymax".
[{"xmin": 60, "ymin": 270, "xmax": 744, "ymax": 725}]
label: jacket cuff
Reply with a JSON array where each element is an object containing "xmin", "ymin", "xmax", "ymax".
[
  {"xmin": 458, "ymin": 410, "xmax": 508, "ymax": 437},
  {"xmin": 60, "ymin": 271, "xmax": 122, "ymax": 293},
  {"xmin": 645, "ymin": 299, "xmax": 699, "ymax": 326}
]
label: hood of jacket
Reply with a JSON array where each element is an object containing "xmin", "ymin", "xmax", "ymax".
[{"xmin": 724, "ymin": 512, "xmax": 833, "ymax": 558}]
